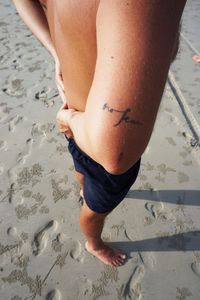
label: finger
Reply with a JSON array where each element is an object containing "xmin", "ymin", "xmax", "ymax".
[
  {"xmin": 58, "ymin": 127, "xmax": 73, "ymax": 138},
  {"xmin": 56, "ymin": 74, "xmax": 65, "ymax": 92},
  {"xmin": 57, "ymin": 123, "xmax": 73, "ymax": 136},
  {"xmin": 59, "ymin": 88, "xmax": 67, "ymax": 103},
  {"xmin": 57, "ymin": 125, "xmax": 67, "ymax": 133},
  {"xmin": 57, "ymin": 84, "xmax": 68, "ymax": 105},
  {"xmin": 65, "ymin": 133, "xmax": 73, "ymax": 139},
  {"xmin": 55, "ymin": 63, "xmax": 65, "ymax": 89},
  {"xmin": 57, "ymin": 83, "xmax": 65, "ymax": 102},
  {"xmin": 58, "ymin": 75, "xmax": 65, "ymax": 91}
]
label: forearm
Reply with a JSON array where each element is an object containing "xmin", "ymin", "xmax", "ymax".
[
  {"xmin": 58, "ymin": 0, "xmax": 186, "ymax": 174},
  {"xmin": 12, "ymin": 0, "xmax": 57, "ymax": 59}
]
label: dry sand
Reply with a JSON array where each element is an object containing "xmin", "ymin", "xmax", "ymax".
[{"xmin": 0, "ymin": 0, "xmax": 200, "ymax": 299}]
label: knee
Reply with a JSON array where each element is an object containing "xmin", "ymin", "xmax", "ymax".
[{"xmin": 80, "ymin": 203, "xmax": 106, "ymax": 223}]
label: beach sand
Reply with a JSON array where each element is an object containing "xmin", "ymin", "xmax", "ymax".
[{"xmin": 0, "ymin": 0, "xmax": 200, "ymax": 299}]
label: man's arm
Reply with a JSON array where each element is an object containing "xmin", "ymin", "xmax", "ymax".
[
  {"xmin": 57, "ymin": 0, "xmax": 186, "ymax": 174},
  {"xmin": 13, "ymin": 0, "xmax": 66, "ymax": 101},
  {"xmin": 12, "ymin": 0, "xmax": 57, "ymax": 59}
]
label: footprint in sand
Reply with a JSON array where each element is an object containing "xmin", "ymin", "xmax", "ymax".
[
  {"xmin": 0, "ymin": 140, "xmax": 7, "ymax": 150},
  {"xmin": 56, "ymin": 234, "xmax": 83, "ymax": 263},
  {"xmin": 139, "ymin": 252, "xmax": 156, "ymax": 271},
  {"xmin": 7, "ymin": 138, "xmax": 33, "ymax": 188},
  {"xmin": 68, "ymin": 239, "xmax": 83, "ymax": 262},
  {"xmin": 3, "ymin": 77, "xmax": 25, "ymax": 97},
  {"xmin": 8, "ymin": 115, "xmax": 24, "ymax": 132},
  {"xmin": 145, "ymin": 201, "xmax": 163, "ymax": 220},
  {"xmin": 7, "ymin": 226, "xmax": 18, "ymax": 238},
  {"xmin": 32, "ymin": 220, "xmax": 58, "ymax": 256},
  {"xmin": 191, "ymin": 261, "xmax": 200, "ymax": 278},
  {"xmin": 16, "ymin": 138, "xmax": 33, "ymax": 164},
  {"xmin": 125, "ymin": 265, "xmax": 145, "ymax": 300},
  {"xmin": 46, "ymin": 289, "xmax": 62, "ymax": 300}
]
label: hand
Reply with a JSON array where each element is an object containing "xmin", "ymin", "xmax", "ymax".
[
  {"xmin": 56, "ymin": 102, "xmax": 75, "ymax": 138},
  {"xmin": 55, "ymin": 58, "xmax": 66, "ymax": 103}
]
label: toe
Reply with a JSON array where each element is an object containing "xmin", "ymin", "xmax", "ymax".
[
  {"xmin": 120, "ymin": 253, "xmax": 126, "ymax": 259},
  {"xmin": 112, "ymin": 260, "xmax": 119, "ymax": 267},
  {"xmin": 114, "ymin": 258, "xmax": 123, "ymax": 267},
  {"xmin": 118, "ymin": 257, "xmax": 126, "ymax": 265},
  {"xmin": 117, "ymin": 257, "xmax": 125, "ymax": 265}
]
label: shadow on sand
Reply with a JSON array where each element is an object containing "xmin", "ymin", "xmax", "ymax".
[
  {"xmin": 110, "ymin": 231, "xmax": 200, "ymax": 253},
  {"xmin": 127, "ymin": 189, "xmax": 200, "ymax": 206},
  {"xmin": 109, "ymin": 189, "xmax": 200, "ymax": 253}
]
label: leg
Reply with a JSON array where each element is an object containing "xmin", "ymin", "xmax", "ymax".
[{"xmin": 80, "ymin": 201, "xmax": 126, "ymax": 267}]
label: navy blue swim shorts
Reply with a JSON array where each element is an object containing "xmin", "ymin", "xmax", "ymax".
[{"xmin": 66, "ymin": 137, "xmax": 141, "ymax": 214}]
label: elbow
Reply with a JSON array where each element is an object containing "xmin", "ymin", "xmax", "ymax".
[
  {"xmin": 100, "ymin": 154, "xmax": 141, "ymax": 175},
  {"xmin": 89, "ymin": 133, "xmax": 145, "ymax": 175},
  {"xmin": 93, "ymin": 141, "xmax": 145, "ymax": 175},
  {"xmin": 103, "ymin": 163, "xmax": 129, "ymax": 175}
]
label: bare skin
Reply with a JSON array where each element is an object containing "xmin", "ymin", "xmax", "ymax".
[
  {"xmin": 42, "ymin": 0, "xmax": 127, "ymax": 265},
  {"xmin": 80, "ymin": 202, "xmax": 126, "ymax": 267},
  {"xmin": 45, "ymin": 0, "xmax": 185, "ymax": 267},
  {"xmin": 192, "ymin": 55, "xmax": 200, "ymax": 63},
  {"xmin": 75, "ymin": 172, "xmax": 126, "ymax": 267},
  {"xmin": 15, "ymin": 0, "xmax": 185, "ymax": 267},
  {"xmin": 74, "ymin": 170, "xmax": 126, "ymax": 266}
]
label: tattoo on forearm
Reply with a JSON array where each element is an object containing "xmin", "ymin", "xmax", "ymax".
[{"xmin": 102, "ymin": 103, "xmax": 143, "ymax": 127}]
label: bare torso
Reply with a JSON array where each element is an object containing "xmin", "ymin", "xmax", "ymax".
[{"xmin": 43, "ymin": 0, "xmax": 100, "ymax": 111}]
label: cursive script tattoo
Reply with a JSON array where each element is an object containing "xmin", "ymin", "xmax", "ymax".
[{"xmin": 102, "ymin": 103, "xmax": 143, "ymax": 127}]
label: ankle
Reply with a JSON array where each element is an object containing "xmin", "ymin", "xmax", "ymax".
[{"xmin": 86, "ymin": 238, "xmax": 104, "ymax": 250}]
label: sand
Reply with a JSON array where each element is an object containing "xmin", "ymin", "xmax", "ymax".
[{"xmin": 0, "ymin": 0, "xmax": 200, "ymax": 299}]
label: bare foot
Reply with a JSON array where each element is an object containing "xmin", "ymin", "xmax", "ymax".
[{"xmin": 85, "ymin": 241, "xmax": 126, "ymax": 267}]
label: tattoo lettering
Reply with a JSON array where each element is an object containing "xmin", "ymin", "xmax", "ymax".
[{"xmin": 102, "ymin": 103, "xmax": 143, "ymax": 127}]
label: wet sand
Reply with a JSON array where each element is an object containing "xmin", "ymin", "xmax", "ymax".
[{"xmin": 0, "ymin": 0, "xmax": 200, "ymax": 299}]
